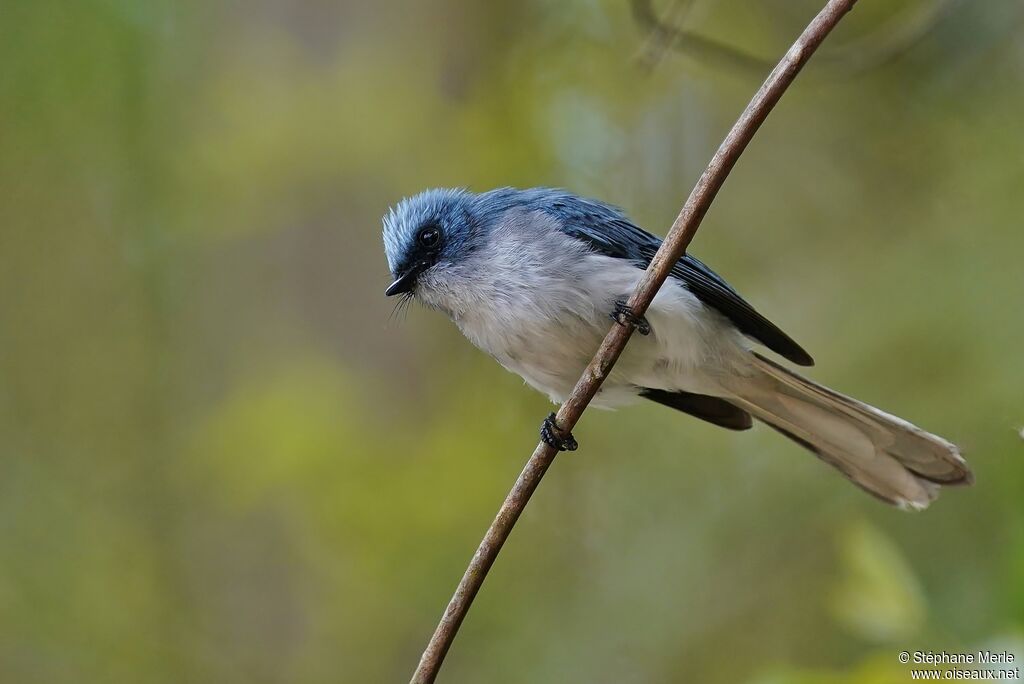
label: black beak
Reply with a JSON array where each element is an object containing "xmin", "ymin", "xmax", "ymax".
[{"xmin": 385, "ymin": 267, "xmax": 420, "ymax": 297}]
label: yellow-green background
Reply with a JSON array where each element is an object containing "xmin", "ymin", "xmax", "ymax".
[{"xmin": 1, "ymin": 1, "xmax": 1021, "ymax": 682}]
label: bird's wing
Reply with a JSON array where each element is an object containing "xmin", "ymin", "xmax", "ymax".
[
  {"xmin": 532, "ymin": 189, "xmax": 814, "ymax": 367},
  {"xmin": 667, "ymin": 253, "xmax": 814, "ymax": 366}
]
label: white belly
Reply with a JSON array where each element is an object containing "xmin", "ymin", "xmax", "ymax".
[{"xmin": 453, "ymin": 251, "xmax": 750, "ymax": 407}]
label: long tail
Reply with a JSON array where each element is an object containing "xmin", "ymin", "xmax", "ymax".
[{"xmin": 726, "ymin": 353, "xmax": 973, "ymax": 510}]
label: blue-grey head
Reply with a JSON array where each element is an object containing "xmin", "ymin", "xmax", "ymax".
[{"xmin": 381, "ymin": 188, "xmax": 481, "ymax": 299}]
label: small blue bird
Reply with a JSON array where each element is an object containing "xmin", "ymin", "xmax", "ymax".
[{"xmin": 382, "ymin": 187, "xmax": 972, "ymax": 509}]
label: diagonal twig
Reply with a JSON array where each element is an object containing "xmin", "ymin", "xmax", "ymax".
[
  {"xmin": 633, "ymin": 0, "xmax": 957, "ymax": 78},
  {"xmin": 632, "ymin": 0, "xmax": 773, "ymax": 74},
  {"xmin": 410, "ymin": 1, "xmax": 859, "ymax": 681}
]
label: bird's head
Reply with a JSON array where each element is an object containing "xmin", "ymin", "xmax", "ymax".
[{"xmin": 381, "ymin": 188, "xmax": 481, "ymax": 302}]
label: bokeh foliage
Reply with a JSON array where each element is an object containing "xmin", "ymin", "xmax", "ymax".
[{"xmin": 1, "ymin": 0, "xmax": 1022, "ymax": 682}]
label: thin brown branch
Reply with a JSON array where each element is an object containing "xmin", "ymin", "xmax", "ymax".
[
  {"xmin": 631, "ymin": 0, "xmax": 772, "ymax": 74},
  {"xmin": 633, "ymin": 0, "xmax": 956, "ymax": 77},
  {"xmin": 410, "ymin": 1, "xmax": 858, "ymax": 681}
]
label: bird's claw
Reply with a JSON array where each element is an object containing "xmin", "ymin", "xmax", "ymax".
[
  {"xmin": 541, "ymin": 412, "xmax": 578, "ymax": 451},
  {"xmin": 611, "ymin": 301, "xmax": 651, "ymax": 335}
]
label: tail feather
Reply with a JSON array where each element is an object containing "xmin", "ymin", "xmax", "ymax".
[{"xmin": 727, "ymin": 353, "xmax": 972, "ymax": 510}]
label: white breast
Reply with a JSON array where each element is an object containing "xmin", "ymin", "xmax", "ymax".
[{"xmin": 417, "ymin": 208, "xmax": 750, "ymax": 407}]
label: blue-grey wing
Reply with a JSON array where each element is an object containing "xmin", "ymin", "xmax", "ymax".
[
  {"xmin": 669, "ymin": 254, "xmax": 814, "ymax": 366},
  {"xmin": 530, "ymin": 189, "xmax": 814, "ymax": 367}
]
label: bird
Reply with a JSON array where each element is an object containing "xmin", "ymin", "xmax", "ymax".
[{"xmin": 381, "ymin": 187, "xmax": 973, "ymax": 510}]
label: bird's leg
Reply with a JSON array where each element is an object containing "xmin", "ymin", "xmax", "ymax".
[
  {"xmin": 540, "ymin": 412, "xmax": 578, "ymax": 452},
  {"xmin": 611, "ymin": 300, "xmax": 651, "ymax": 336}
]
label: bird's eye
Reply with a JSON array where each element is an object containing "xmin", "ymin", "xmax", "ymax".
[{"xmin": 417, "ymin": 226, "xmax": 440, "ymax": 248}]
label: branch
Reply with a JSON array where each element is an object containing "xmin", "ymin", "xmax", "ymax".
[
  {"xmin": 632, "ymin": 0, "xmax": 954, "ymax": 77},
  {"xmin": 631, "ymin": 0, "xmax": 773, "ymax": 75},
  {"xmin": 410, "ymin": 1, "xmax": 858, "ymax": 681}
]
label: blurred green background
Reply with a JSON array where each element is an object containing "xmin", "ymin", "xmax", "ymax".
[{"xmin": 1, "ymin": 0, "xmax": 1022, "ymax": 682}]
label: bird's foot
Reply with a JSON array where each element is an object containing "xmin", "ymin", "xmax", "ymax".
[
  {"xmin": 540, "ymin": 412, "xmax": 578, "ymax": 452},
  {"xmin": 611, "ymin": 300, "xmax": 651, "ymax": 335}
]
